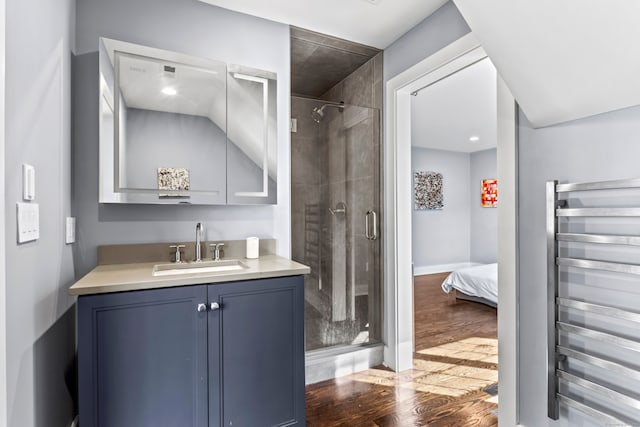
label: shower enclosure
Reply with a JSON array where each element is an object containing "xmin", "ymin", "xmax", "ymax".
[{"xmin": 291, "ymin": 96, "xmax": 382, "ymax": 353}]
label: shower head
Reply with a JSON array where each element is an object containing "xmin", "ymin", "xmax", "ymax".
[
  {"xmin": 311, "ymin": 106, "xmax": 325, "ymax": 123},
  {"xmin": 311, "ymin": 103, "xmax": 345, "ymax": 123}
]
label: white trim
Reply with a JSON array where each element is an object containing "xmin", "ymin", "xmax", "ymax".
[
  {"xmin": 384, "ymin": 32, "xmax": 520, "ymax": 425},
  {"xmin": 232, "ymin": 73, "xmax": 269, "ymax": 198},
  {"xmin": 305, "ymin": 344, "xmax": 384, "ymax": 385},
  {"xmin": 496, "ymin": 75, "xmax": 520, "ymax": 425},
  {"xmin": 0, "ymin": 0, "xmax": 7, "ymax": 424},
  {"xmin": 414, "ymin": 262, "xmax": 482, "ymax": 276},
  {"xmin": 384, "ymin": 33, "xmax": 484, "ymax": 372}
]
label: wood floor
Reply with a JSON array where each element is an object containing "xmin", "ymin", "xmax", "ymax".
[{"xmin": 305, "ymin": 272, "xmax": 498, "ymax": 426}]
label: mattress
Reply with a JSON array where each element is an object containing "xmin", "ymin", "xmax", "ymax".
[{"xmin": 441, "ymin": 263, "xmax": 498, "ymax": 305}]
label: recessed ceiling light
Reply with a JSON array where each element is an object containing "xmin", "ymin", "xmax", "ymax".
[
  {"xmin": 162, "ymin": 87, "xmax": 177, "ymax": 96},
  {"xmin": 469, "ymin": 136, "xmax": 480, "ymax": 142}
]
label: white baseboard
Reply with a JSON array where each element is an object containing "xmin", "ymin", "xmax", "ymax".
[
  {"xmin": 414, "ymin": 262, "xmax": 482, "ymax": 276},
  {"xmin": 305, "ymin": 344, "xmax": 384, "ymax": 385}
]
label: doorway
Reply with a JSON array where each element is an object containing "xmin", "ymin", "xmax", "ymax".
[
  {"xmin": 410, "ymin": 55, "xmax": 499, "ymax": 421},
  {"xmin": 384, "ymin": 33, "xmax": 518, "ymax": 425}
]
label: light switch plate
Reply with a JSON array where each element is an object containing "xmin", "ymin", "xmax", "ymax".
[
  {"xmin": 22, "ymin": 164, "xmax": 35, "ymax": 201},
  {"xmin": 17, "ymin": 202, "xmax": 39, "ymax": 243},
  {"xmin": 65, "ymin": 217, "xmax": 76, "ymax": 244}
]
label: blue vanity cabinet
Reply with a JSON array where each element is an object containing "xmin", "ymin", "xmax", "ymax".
[
  {"xmin": 78, "ymin": 275, "xmax": 305, "ymax": 427},
  {"xmin": 209, "ymin": 276, "xmax": 305, "ymax": 426},
  {"xmin": 78, "ymin": 284, "xmax": 210, "ymax": 427}
]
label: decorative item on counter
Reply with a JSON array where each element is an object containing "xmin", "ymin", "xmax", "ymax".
[
  {"xmin": 414, "ymin": 171, "xmax": 443, "ymax": 210},
  {"xmin": 481, "ymin": 179, "xmax": 498, "ymax": 207},
  {"xmin": 158, "ymin": 167, "xmax": 190, "ymax": 198},
  {"xmin": 246, "ymin": 237, "xmax": 259, "ymax": 259}
]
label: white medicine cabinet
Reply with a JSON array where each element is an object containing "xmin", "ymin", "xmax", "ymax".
[{"xmin": 98, "ymin": 38, "xmax": 277, "ymax": 205}]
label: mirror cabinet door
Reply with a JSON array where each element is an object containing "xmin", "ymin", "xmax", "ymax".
[
  {"xmin": 225, "ymin": 65, "xmax": 278, "ymax": 205},
  {"xmin": 99, "ymin": 38, "xmax": 228, "ymax": 204}
]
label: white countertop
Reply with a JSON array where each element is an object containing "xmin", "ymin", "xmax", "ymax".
[{"xmin": 69, "ymin": 255, "xmax": 310, "ymax": 296}]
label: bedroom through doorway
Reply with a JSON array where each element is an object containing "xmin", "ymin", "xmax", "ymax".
[{"xmin": 410, "ymin": 56, "xmax": 499, "ymax": 420}]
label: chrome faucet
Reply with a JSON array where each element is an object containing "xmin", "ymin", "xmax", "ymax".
[
  {"xmin": 209, "ymin": 243, "xmax": 225, "ymax": 261},
  {"xmin": 195, "ymin": 222, "xmax": 204, "ymax": 262}
]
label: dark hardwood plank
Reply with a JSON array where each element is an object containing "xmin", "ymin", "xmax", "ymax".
[{"xmin": 306, "ymin": 272, "xmax": 498, "ymax": 426}]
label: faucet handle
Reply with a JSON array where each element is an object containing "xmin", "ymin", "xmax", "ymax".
[
  {"xmin": 208, "ymin": 243, "xmax": 225, "ymax": 260},
  {"xmin": 169, "ymin": 244, "xmax": 186, "ymax": 263}
]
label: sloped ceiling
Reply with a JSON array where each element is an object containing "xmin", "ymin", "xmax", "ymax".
[{"xmin": 453, "ymin": 0, "xmax": 640, "ymax": 128}]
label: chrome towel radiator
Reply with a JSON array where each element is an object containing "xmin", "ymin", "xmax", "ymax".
[{"xmin": 547, "ymin": 179, "xmax": 640, "ymax": 424}]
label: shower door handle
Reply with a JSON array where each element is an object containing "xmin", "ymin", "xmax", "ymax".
[{"xmin": 365, "ymin": 210, "xmax": 378, "ymax": 241}]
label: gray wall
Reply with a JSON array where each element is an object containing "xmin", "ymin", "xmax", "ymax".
[
  {"xmin": 383, "ymin": 1, "xmax": 470, "ymax": 81},
  {"xmin": 5, "ymin": 0, "xmax": 77, "ymax": 425},
  {"xmin": 469, "ymin": 148, "xmax": 497, "ymax": 263},
  {"xmin": 411, "ymin": 147, "xmax": 471, "ymax": 267},
  {"xmin": 518, "ymin": 107, "xmax": 640, "ymax": 426},
  {"xmin": 73, "ymin": 0, "xmax": 291, "ymax": 276}
]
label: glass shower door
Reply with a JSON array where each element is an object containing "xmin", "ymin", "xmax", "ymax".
[
  {"xmin": 335, "ymin": 104, "xmax": 381, "ymax": 350},
  {"xmin": 291, "ymin": 96, "xmax": 381, "ymax": 352}
]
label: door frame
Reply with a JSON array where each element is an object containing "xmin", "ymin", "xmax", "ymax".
[{"xmin": 383, "ymin": 33, "xmax": 520, "ymax": 425}]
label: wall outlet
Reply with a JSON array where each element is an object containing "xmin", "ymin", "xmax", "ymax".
[{"xmin": 65, "ymin": 217, "xmax": 76, "ymax": 244}]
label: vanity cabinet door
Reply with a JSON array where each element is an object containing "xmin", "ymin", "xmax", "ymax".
[
  {"xmin": 208, "ymin": 276, "xmax": 305, "ymax": 426},
  {"xmin": 78, "ymin": 285, "xmax": 209, "ymax": 427}
]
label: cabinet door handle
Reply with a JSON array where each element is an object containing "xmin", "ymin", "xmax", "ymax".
[
  {"xmin": 210, "ymin": 302, "xmax": 220, "ymax": 311},
  {"xmin": 197, "ymin": 303, "xmax": 207, "ymax": 312}
]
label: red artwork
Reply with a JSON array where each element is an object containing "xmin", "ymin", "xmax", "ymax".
[{"xmin": 481, "ymin": 179, "xmax": 498, "ymax": 208}]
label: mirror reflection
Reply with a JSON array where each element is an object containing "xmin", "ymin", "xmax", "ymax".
[{"xmin": 116, "ymin": 52, "xmax": 226, "ymax": 197}]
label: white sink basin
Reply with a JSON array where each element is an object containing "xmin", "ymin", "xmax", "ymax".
[{"xmin": 152, "ymin": 260, "xmax": 249, "ymax": 277}]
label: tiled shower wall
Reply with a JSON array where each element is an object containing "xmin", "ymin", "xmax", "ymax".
[
  {"xmin": 291, "ymin": 53, "xmax": 383, "ymax": 351},
  {"xmin": 321, "ymin": 52, "xmax": 383, "ymax": 111}
]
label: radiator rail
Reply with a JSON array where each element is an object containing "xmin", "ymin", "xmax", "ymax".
[{"xmin": 547, "ymin": 178, "xmax": 640, "ymax": 422}]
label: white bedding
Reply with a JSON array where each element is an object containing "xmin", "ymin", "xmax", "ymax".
[{"xmin": 441, "ymin": 263, "xmax": 498, "ymax": 305}]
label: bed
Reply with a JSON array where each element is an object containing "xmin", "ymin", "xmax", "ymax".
[{"xmin": 441, "ymin": 263, "xmax": 498, "ymax": 308}]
